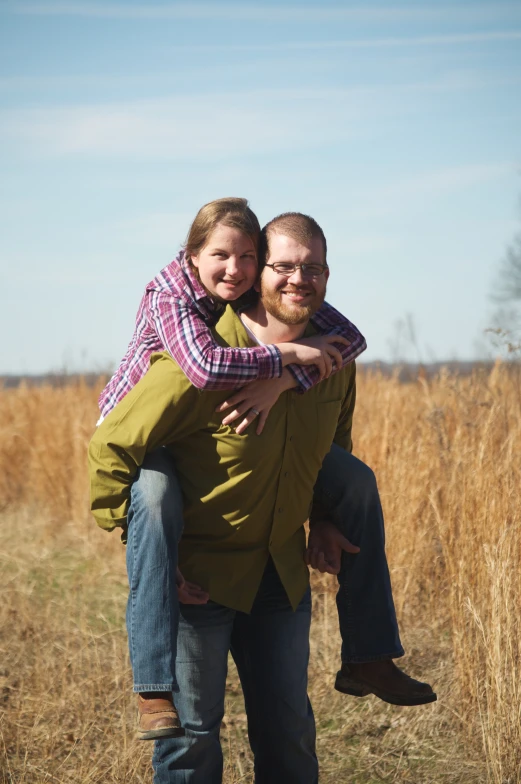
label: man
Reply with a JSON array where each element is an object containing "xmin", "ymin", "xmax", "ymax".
[{"xmin": 90, "ymin": 213, "xmax": 434, "ymax": 783}]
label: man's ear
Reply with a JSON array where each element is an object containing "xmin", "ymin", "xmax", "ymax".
[{"xmin": 324, "ymin": 267, "xmax": 330, "ymax": 283}]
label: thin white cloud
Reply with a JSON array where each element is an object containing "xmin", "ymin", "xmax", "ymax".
[
  {"xmin": 105, "ymin": 30, "xmax": 521, "ymax": 53},
  {"xmin": 0, "ymin": 73, "xmax": 160, "ymax": 90},
  {"xmin": 0, "ymin": 89, "xmax": 364, "ymax": 159},
  {"xmin": 8, "ymin": 1, "xmax": 521, "ymax": 25},
  {"xmin": 1, "ymin": 64, "xmax": 520, "ymax": 95},
  {"xmin": 242, "ymin": 31, "xmax": 521, "ymax": 51},
  {"xmin": 1, "ymin": 74, "xmax": 518, "ymax": 160},
  {"xmin": 407, "ymin": 163, "xmax": 516, "ymax": 192},
  {"xmin": 349, "ymin": 163, "xmax": 517, "ymax": 219},
  {"xmin": 8, "ymin": 2, "xmax": 371, "ymax": 20},
  {"xmin": 386, "ymin": 163, "xmax": 516, "ymax": 197}
]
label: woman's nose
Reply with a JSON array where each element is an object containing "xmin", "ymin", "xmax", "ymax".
[{"xmin": 226, "ymin": 256, "xmax": 240, "ymax": 276}]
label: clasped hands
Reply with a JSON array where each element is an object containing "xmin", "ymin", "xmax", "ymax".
[
  {"xmin": 176, "ymin": 567, "xmax": 209, "ymax": 605},
  {"xmin": 305, "ymin": 519, "xmax": 360, "ymax": 574},
  {"xmin": 177, "ymin": 520, "xmax": 360, "ymax": 605},
  {"xmin": 214, "ymin": 334, "xmax": 350, "ymax": 435}
]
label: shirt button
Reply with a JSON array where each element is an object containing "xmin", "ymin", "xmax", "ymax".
[
  {"xmin": 278, "ymin": 507, "xmax": 284, "ymax": 513},
  {"xmin": 284, "ymin": 472, "xmax": 289, "ymax": 478},
  {"xmin": 289, "ymin": 435, "xmax": 293, "ymax": 442}
]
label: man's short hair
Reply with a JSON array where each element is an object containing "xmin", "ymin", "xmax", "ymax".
[{"xmin": 260, "ymin": 212, "xmax": 327, "ymax": 269}]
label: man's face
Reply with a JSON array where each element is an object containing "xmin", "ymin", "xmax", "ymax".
[{"xmin": 259, "ymin": 232, "xmax": 329, "ymax": 325}]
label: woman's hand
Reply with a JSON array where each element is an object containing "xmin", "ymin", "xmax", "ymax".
[
  {"xmin": 305, "ymin": 520, "xmax": 360, "ymax": 575},
  {"xmin": 278, "ymin": 334, "xmax": 350, "ymax": 380},
  {"xmin": 215, "ymin": 369, "xmax": 296, "ymax": 435},
  {"xmin": 176, "ymin": 567, "xmax": 209, "ymax": 605}
]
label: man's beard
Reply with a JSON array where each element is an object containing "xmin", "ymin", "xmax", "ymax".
[{"xmin": 260, "ymin": 280, "xmax": 325, "ymax": 325}]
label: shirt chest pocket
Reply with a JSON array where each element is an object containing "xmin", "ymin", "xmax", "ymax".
[{"xmin": 315, "ymin": 399, "xmax": 343, "ymax": 460}]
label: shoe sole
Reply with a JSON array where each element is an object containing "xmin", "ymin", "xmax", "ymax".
[
  {"xmin": 335, "ymin": 673, "xmax": 437, "ymax": 707},
  {"xmin": 137, "ymin": 726, "xmax": 186, "ymax": 741}
]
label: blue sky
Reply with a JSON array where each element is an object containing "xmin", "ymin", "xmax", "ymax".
[{"xmin": 1, "ymin": 0, "xmax": 520, "ymax": 373}]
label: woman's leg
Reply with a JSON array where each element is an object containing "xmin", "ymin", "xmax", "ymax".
[
  {"xmin": 312, "ymin": 446, "xmax": 436, "ymax": 706},
  {"xmin": 311, "ymin": 444, "xmax": 403, "ymax": 663},
  {"xmin": 126, "ymin": 448, "xmax": 184, "ymax": 692}
]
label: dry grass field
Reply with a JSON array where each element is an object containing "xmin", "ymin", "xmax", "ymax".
[{"xmin": 0, "ymin": 365, "xmax": 520, "ymax": 783}]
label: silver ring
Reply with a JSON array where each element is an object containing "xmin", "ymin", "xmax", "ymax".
[{"xmin": 250, "ymin": 408, "xmax": 260, "ymax": 417}]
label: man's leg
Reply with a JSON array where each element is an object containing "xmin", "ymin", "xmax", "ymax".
[
  {"xmin": 152, "ymin": 601, "xmax": 234, "ymax": 784},
  {"xmin": 126, "ymin": 448, "xmax": 185, "ymax": 738},
  {"xmin": 312, "ymin": 444, "xmax": 436, "ymax": 705},
  {"xmin": 231, "ymin": 560, "xmax": 318, "ymax": 784}
]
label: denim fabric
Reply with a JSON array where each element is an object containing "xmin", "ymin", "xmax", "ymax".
[
  {"xmin": 125, "ymin": 442, "xmax": 403, "ymax": 692},
  {"xmin": 126, "ymin": 448, "xmax": 184, "ymax": 692},
  {"xmin": 312, "ymin": 444, "xmax": 404, "ymax": 663},
  {"xmin": 152, "ymin": 559, "xmax": 317, "ymax": 784}
]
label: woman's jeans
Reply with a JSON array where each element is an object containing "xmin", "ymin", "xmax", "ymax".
[
  {"xmin": 125, "ymin": 443, "xmax": 404, "ymax": 692},
  {"xmin": 152, "ymin": 559, "xmax": 317, "ymax": 784},
  {"xmin": 126, "ymin": 448, "xmax": 183, "ymax": 691}
]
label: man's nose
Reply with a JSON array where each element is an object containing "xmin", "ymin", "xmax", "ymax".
[{"xmin": 286, "ymin": 265, "xmax": 305, "ymax": 284}]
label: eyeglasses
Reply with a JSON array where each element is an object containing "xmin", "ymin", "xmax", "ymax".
[{"xmin": 264, "ymin": 262, "xmax": 328, "ymax": 278}]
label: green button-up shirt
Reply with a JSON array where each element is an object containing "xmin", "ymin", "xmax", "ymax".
[{"xmin": 89, "ymin": 305, "xmax": 356, "ymax": 613}]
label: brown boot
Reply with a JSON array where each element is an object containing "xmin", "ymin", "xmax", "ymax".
[
  {"xmin": 335, "ymin": 660, "xmax": 437, "ymax": 706},
  {"xmin": 137, "ymin": 692, "xmax": 185, "ymax": 741}
]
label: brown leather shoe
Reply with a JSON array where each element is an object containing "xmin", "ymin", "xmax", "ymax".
[
  {"xmin": 137, "ymin": 693, "xmax": 185, "ymax": 741},
  {"xmin": 335, "ymin": 660, "xmax": 437, "ymax": 706}
]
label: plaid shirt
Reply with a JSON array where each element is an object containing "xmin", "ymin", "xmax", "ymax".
[{"xmin": 98, "ymin": 251, "xmax": 367, "ymax": 417}]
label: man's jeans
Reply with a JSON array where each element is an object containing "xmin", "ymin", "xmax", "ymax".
[
  {"xmin": 125, "ymin": 444, "xmax": 403, "ymax": 691},
  {"xmin": 152, "ymin": 559, "xmax": 317, "ymax": 784}
]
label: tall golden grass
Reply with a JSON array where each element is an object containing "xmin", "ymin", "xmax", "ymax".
[{"xmin": 0, "ymin": 365, "xmax": 520, "ymax": 783}]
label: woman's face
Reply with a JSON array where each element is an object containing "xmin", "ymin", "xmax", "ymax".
[{"xmin": 191, "ymin": 223, "xmax": 258, "ymax": 302}]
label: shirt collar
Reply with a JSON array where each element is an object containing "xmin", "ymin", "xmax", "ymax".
[{"xmin": 178, "ymin": 249, "xmax": 211, "ymax": 304}]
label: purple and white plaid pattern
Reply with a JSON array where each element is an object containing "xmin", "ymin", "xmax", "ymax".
[
  {"xmin": 99, "ymin": 251, "xmax": 367, "ymax": 417},
  {"xmin": 285, "ymin": 301, "xmax": 367, "ymax": 391}
]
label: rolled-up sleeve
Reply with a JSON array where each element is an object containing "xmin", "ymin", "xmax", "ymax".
[{"xmin": 149, "ymin": 290, "xmax": 282, "ymax": 390}]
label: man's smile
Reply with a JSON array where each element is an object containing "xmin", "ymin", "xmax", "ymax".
[{"xmin": 279, "ymin": 286, "xmax": 314, "ymax": 303}]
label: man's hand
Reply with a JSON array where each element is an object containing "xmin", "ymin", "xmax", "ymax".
[
  {"xmin": 176, "ymin": 567, "xmax": 210, "ymax": 605},
  {"xmin": 305, "ymin": 520, "xmax": 360, "ymax": 575},
  {"xmin": 215, "ymin": 369, "xmax": 296, "ymax": 435},
  {"xmin": 280, "ymin": 335, "xmax": 350, "ymax": 380}
]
